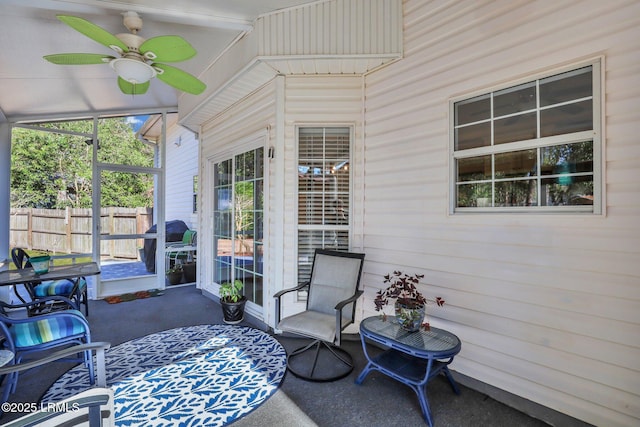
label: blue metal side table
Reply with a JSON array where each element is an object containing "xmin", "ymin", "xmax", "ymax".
[{"xmin": 355, "ymin": 316, "xmax": 462, "ymax": 427}]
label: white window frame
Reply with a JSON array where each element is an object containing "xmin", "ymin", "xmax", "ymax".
[
  {"xmin": 296, "ymin": 125, "xmax": 353, "ymax": 286},
  {"xmin": 449, "ymin": 58, "xmax": 603, "ymax": 214}
]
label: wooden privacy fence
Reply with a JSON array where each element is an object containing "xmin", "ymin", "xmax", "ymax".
[{"xmin": 10, "ymin": 207, "xmax": 153, "ymax": 260}]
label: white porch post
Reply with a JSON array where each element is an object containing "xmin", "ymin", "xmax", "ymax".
[{"xmin": 0, "ymin": 123, "xmax": 11, "ymax": 302}]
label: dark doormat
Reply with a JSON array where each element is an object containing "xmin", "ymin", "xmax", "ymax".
[{"xmin": 104, "ymin": 289, "xmax": 164, "ymax": 304}]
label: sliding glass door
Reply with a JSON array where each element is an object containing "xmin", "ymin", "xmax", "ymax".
[{"xmin": 213, "ymin": 146, "xmax": 264, "ymax": 307}]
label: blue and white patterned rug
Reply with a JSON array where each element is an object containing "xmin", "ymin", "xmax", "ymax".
[{"xmin": 42, "ymin": 324, "xmax": 287, "ymax": 426}]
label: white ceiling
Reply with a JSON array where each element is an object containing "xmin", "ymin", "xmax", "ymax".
[{"xmin": 0, "ymin": 0, "xmax": 316, "ymax": 123}]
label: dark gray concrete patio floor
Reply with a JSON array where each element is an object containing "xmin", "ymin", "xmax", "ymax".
[{"xmin": 4, "ymin": 286, "xmax": 592, "ymax": 426}]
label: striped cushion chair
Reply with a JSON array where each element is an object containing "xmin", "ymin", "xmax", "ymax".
[
  {"xmin": 32, "ymin": 278, "xmax": 86, "ymax": 298},
  {"xmin": 11, "ymin": 248, "xmax": 89, "ymax": 316},
  {"xmin": 32, "ymin": 277, "xmax": 89, "ymax": 315},
  {"xmin": 0, "ymin": 300, "xmax": 94, "ymax": 404}
]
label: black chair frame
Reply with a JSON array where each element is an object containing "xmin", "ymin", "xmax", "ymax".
[{"xmin": 10, "ymin": 248, "xmax": 88, "ymax": 316}]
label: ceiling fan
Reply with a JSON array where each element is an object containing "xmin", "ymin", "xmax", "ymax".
[{"xmin": 43, "ymin": 11, "xmax": 206, "ymax": 95}]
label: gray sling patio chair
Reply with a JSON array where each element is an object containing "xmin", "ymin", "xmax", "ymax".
[{"xmin": 274, "ymin": 249, "xmax": 365, "ymax": 382}]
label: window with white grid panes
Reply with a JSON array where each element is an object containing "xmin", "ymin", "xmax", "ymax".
[
  {"xmin": 451, "ymin": 61, "xmax": 601, "ymax": 213},
  {"xmin": 297, "ymin": 127, "xmax": 351, "ymax": 286}
]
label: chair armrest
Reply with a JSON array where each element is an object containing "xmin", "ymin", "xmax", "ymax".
[
  {"xmin": 273, "ymin": 282, "xmax": 309, "ymax": 299},
  {"xmin": 332, "ymin": 290, "xmax": 364, "ymax": 346},
  {"xmin": 274, "ymin": 282, "xmax": 310, "ymax": 325},
  {"xmin": 0, "ymin": 342, "xmax": 110, "ymax": 376},
  {"xmin": 0, "ymin": 304, "xmax": 89, "ymax": 335},
  {"xmin": 166, "ymin": 243, "xmax": 197, "ymax": 252},
  {"xmin": 0, "ymin": 295, "xmax": 76, "ymax": 311},
  {"xmin": 166, "ymin": 243, "xmax": 188, "ymax": 250},
  {"xmin": 1, "ymin": 388, "xmax": 114, "ymax": 427},
  {"xmin": 334, "ymin": 289, "xmax": 363, "ymax": 311},
  {"xmin": 0, "ymin": 341, "xmax": 110, "ymax": 387}
]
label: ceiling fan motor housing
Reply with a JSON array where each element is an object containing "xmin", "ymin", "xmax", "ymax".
[
  {"xmin": 122, "ymin": 11, "xmax": 143, "ymax": 34},
  {"xmin": 116, "ymin": 33, "xmax": 144, "ymax": 55}
]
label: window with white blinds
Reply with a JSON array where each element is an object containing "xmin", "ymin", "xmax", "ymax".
[{"xmin": 297, "ymin": 127, "xmax": 351, "ymax": 284}]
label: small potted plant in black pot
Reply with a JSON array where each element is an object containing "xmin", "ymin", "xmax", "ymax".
[
  {"xmin": 220, "ymin": 279, "xmax": 246, "ymax": 324},
  {"xmin": 182, "ymin": 261, "xmax": 197, "ymax": 283},
  {"xmin": 166, "ymin": 264, "xmax": 183, "ymax": 285}
]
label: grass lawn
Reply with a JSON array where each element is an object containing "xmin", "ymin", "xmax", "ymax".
[{"xmin": 8, "ymin": 249, "xmax": 92, "ymax": 270}]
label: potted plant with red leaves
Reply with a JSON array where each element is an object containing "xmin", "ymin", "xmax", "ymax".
[{"xmin": 373, "ymin": 271, "xmax": 445, "ymax": 332}]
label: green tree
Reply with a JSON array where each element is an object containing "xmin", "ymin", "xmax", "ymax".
[{"xmin": 11, "ymin": 117, "xmax": 154, "ymax": 209}]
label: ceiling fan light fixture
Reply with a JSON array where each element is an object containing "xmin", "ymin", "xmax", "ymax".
[
  {"xmin": 110, "ymin": 57, "xmax": 156, "ymax": 84},
  {"xmin": 48, "ymin": 13, "xmax": 206, "ymax": 95}
]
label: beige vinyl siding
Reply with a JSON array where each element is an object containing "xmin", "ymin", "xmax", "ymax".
[
  {"xmin": 280, "ymin": 75, "xmax": 365, "ymax": 321},
  {"xmin": 362, "ymin": 1, "xmax": 640, "ymax": 426},
  {"xmin": 188, "ymin": 0, "xmax": 637, "ymax": 424},
  {"xmin": 256, "ymin": 0, "xmax": 402, "ymax": 74},
  {"xmin": 258, "ymin": 0, "xmax": 401, "ymax": 57},
  {"xmin": 197, "ymin": 75, "xmax": 363, "ymax": 323},
  {"xmin": 199, "ymin": 81, "xmax": 277, "ymax": 321},
  {"xmin": 180, "ymin": 0, "xmax": 401, "ymax": 130},
  {"xmin": 200, "ymin": 82, "xmax": 276, "ymax": 146}
]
